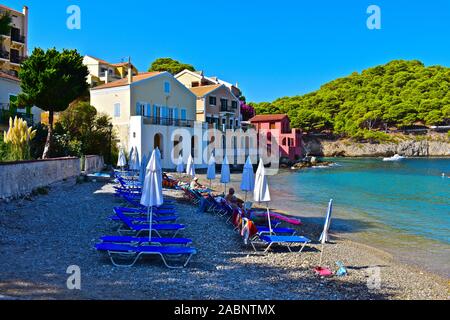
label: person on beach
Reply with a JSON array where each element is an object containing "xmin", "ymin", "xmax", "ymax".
[
  {"xmin": 225, "ymin": 188, "xmax": 244, "ymax": 209},
  {"xmin": 190, "ymin": 177, "xmax": 204, "ymax": 190}
]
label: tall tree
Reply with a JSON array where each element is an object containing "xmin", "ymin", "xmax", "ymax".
[
  {"xmin": 148, "ymin": 58, "xmax": 195, "ymax": 75},
  {"xmin": 18, "ymin": 48, "xmax": 89, "ymax": 158}
]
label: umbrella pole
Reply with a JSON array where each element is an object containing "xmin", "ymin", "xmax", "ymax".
[
  {"xmin": 224, "ymin": 183, "xmax": 227, "ymax": 195},
  {"xmin": 148, "ymin": 206, "xmax": 153, "ymax": 242},
  {"xmin": 244, "ymin": 191, "xmax": 247, "ymax": 202},
  {"xmin": 319, "ymin": 243, "xmax": 324, "ymax": 266},
  {"xmin": 266, "ymin": 203, "xmax": 272, "ymax": 235}
]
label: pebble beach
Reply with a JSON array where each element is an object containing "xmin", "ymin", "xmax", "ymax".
[{"xmin": 0, "ymin": 177, "xmax": 448, "ymax": 300}]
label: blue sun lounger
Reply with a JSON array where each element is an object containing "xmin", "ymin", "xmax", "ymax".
[
  {"xmin": 256, "ymin": 226, "xmax": 296, "ymax": 236},
  {"xmin": 113, "ymin": 206, "xmax": 177, "ymax": 219},
  {"xmin": 119, "ymin": 194, "xmax": 176, "ymax": 211},
  {"xmin": 95, "ymin": 243, "xmax": 197, "ymax": 268},
  {"xmin": 109, "ymin": 214, "xmax": 178, "ymax": 223},
  {"xmin": 115, "ymin": 209, "xmax": 185, "ymax": 238},
  {"xmin": 99, "ymin": 235, "xmax": 192, "ymax": 246},
  {"xmin": 250, "ymin": 235, "xmax": 311, "ymax": 253}
]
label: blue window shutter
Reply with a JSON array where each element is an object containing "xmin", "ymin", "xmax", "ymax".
[
  {"xmin": 146, "ymin": 104, "xmax": 151, "ymax": 117},
  {"xmin": 153, "ymin": 105, "xmax": 157, "ymax": 118},
  {"xmin": 136, "ymin": 102, "xmax": 140, "ymax": 115},
  {"xmin": 174, "ymin": 108, "xmax": 178, "ymax": 120},
  {"xmin": 181, "ymin": 109, "xmax": 186, "ymax": 120}
]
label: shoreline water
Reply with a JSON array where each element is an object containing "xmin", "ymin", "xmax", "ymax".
[{"xmin": 195, "ymin": 165, "xmax": 450, "ymax": 281}]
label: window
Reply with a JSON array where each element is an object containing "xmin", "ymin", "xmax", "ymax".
[
  {"xmin": 232, "ymin": 101, "xmax": 238, "ymax": 109},
  {"xmin": 209, "ymin": 96, "xmax": 217, "ymax": 105},
  {"xmin": 164, "ymin": 81, "xmax": 171, "ymax": 94},
  {"xmin": 114, "ymin": 103, "xmax": 121, "ymax": 117},
  {"xmin": 235, "ymin": 119, "xmax": 239, "ymax": 128},
  {"xmin": 191, "ymin": 81, "xmax": 199, "ymax": 87},
  {"xmin": 220, "ymin": 99, "xmax": 228, "ymax": 108},
  {"xmin": 181, "ymin": 109, "xmax": 187, "ymax": 120},
  {"xmin": 270, "ymin": 122, "xmax": 276, "ymax": 129},
  {"xmin": 230, "ymin": 119, "xmax": 234, "ymax": 128}
]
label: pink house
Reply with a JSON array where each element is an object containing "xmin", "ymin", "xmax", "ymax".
[{"xmin": 249, "ymin": 114, "xmax": 303, "ymax": 161}]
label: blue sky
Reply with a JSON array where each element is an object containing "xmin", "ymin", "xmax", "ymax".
[{"xmin": 2, "ymin": 0, "xmax": 450, "ymax": 102}]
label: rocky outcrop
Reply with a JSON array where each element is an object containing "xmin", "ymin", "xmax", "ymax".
[{"xmin": 303, "ymin": 134, "xmax": 450, "ymax": 157}]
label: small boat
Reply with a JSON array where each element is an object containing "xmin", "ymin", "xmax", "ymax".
[{"xmin": 383, "ymin": 154, "xmax": 406, "ymax": 161}]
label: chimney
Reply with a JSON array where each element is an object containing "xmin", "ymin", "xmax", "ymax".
[
  {"xmin": 22, "ymin": 6, "xmax": 29, "ymax": 56},
  {"xmin": 127, "ymin": 57, "xmax": 132, "ymax": 84}
]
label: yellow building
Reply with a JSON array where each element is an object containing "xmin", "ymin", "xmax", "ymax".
[
  {"xmin": 0, "ymin": 5, "xmax": 28, "ymax": 77},
  {"xmin": 189, "ymin": 84, "xmax": 241, "ymax": 130},
  {"xmin": 83, "ymin": 55, "xmax": 138, "ymax": 88},
  {"xmin": 90, "ymin": 70, "xmax": 199, "ymax": 157},
  {"xmin": 175, "ymin": 69, "xmax": 242, "ymax": 130}
]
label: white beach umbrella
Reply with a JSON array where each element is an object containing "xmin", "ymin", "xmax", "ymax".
[
  {"xmin": 140, "ymin": 149, "xmax": 164, "ymax": 241},
  {"xmin": 254, "ymin": 158, "xmax": 273, "ymax": 234},
  {"xmin": 220, "ymin": 156, "xmax": 231, "ymax": 194},
  {"xmin": 117, "ymin": 148, "xmax": 127, "ymax": 169},
  {"xmin": 176, "ymin": 154, "xmax": 184, "ymax": 174},
  {"xmin": 319, "ymin": 199, "xmax": 333, "ymax": 265},
  {"xmin": 186, "ymin": 154, "xmax": 195, "ymax": 177},
  {"xmin": 130, "ymin": 146, "xmax": 140, "ymax": 171},
  {"xmin": 240, "ymin": 156, "xmax": 255, "ymax": 201},
  {"xmin": 206, "ymin": 155, "xmax": 216, "ymax": 188}
]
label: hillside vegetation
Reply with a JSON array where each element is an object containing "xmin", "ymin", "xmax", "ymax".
[{"xmin": 251, "ymin": 60, "xmax": 450, "ymax": 141}]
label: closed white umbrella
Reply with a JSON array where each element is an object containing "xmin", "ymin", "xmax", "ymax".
[
  {"xmin": 240, "ymin": 156, "xmax": 255, "ymax": 201},
  {"xmin": 186, "ymin": 154, "xmax": 195, "ymax": 177},
  {"xmin": 140, "ymin": 149, "xmax": 164, "ymax": 241},
  {"xmin": 117, "ymin": 148, "xmax": 127, "ymax": 170},
  {"xmin": 176, "ymin": 154, "xmax": 184, "ymax": 173},
  {"xmin": 220, "ymin": 156, "xmax": 231, "ymax": 194},
  {"xmin": 206, "ymin": 155, "xmax": 216, "ymax": 188},
  {"xmin": 128, "ymin": 147, "xmax": 134, "ymax": 168},
  {"xmin": 130, "ymin": 146, "xmax": 140, "ymax": 171},
  {"xmin": 319, "ymin": 199, "xmax": 333, "ymax": 265},
  {"xmin": 254, "ymin": 158, "xmax": 272, "ymax": 234}
]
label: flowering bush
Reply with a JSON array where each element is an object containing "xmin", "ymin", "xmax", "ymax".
[{"xmin": 240, "ymin": 101, "xmax": 255, "ymax": 121}]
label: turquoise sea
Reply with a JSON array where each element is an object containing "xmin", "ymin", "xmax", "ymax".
[{"xmin": 267, "ymin": 158, "xmax": 450, "ymax": 277}]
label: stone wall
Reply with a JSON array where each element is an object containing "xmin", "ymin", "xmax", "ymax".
[
  {"xmin": 84, "ymin": 155, "xmax": 104, "ymax": 174},
  {"xmin": 0, "ymin": 157, "xmax": 80, "ymax": 200}
]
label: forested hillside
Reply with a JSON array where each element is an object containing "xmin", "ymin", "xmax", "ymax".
[{"xmin": 250, "ymin": 60, "xmax": 450, "ymax": 141}]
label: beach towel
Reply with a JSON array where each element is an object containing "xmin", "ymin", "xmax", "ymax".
[{"xmin": 241, "ymin": 218, "xmax": 258, "ymax": 244}]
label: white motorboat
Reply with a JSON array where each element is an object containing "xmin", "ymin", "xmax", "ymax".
[{"xmin": 383, "ymin": 154, "xmax": 406, "ymax": 161}]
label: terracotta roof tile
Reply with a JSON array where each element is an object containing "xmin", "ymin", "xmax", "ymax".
[
  {"xmin": 249, "ymin": 114, "xmax": 288, "ymax": 122},
  {"xmin": 189, "ymin": 84, "xmax": 222, "ymax": 97},
  {"xmin": 91, "ymin": 72, "xmax": 161, "ymax": 90}
]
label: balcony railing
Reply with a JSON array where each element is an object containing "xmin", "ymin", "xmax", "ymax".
[
  {"xmin": 0, "ymin": 49, "xmax": 9, "ymax": 60},
  {"xmin": 11, "ymin": 34, "xmax": 25, "ymax": 44},
  {"xmin": 220, "ymin": 105, "xmax": 233, "ymax": 112},
  {"xmin": 143, "ymin": 116, "xmax": 199, "ymax": 128},
  {"xmin": 10, "ymin": 55, "xmax": 26, "ymax": 65},
  {"xmin": 0, "ymin": 106, "xmax": 34, "ymax": 127}
]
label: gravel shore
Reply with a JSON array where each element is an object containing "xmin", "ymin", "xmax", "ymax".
[{"xmin": 0, "ymin": 177, "xmax": 448, "ymax": 300}]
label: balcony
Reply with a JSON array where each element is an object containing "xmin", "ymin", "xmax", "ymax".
[
  {"xmin": 220, "ymin": 105, "xmax": 233, "ymax": 112},
  {"xmin": 143, "ymin": 116, "xmax": 202, "ymax": 129},
  {"xmin": 10, "ymin": 55, "xmax": 26, "ymax": 65},
  {"xmin": 0, "ymin": 49, "xmax": 9, "ymax": 61},
  {"xmin": 0, "ymin": 104, "xmax": 34, "ymax": 127},
  {"xmin": 11, "ymin": 34, "xmax": 25, "ymax": 44}
]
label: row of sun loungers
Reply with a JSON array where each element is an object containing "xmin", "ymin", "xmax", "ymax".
[
  {"xmin": 176, "ymin": 181, "xmax": 311, "ymax": 253},
  {"xmin": 94, "ymin": 170, "xmax": 197, "ymax": 268}
]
